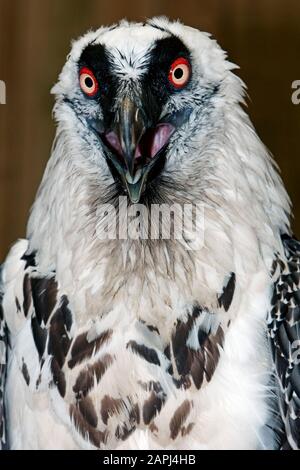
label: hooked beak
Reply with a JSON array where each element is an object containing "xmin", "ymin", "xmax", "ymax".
[
  {"xmin": 101, "ymin": 97, "xmax": 175, "ymax": 203},
  {"xmin": 115, "ymin": 97, "xmax": 146, "ymax": 178}
]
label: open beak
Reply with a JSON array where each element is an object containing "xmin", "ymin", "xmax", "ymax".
[{"xmin": 100, "ymin": 97, "xmax": 175, "ymax": 203}]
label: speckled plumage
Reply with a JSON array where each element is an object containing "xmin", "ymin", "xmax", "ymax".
[{"xmin": 0, "ymin": 17, "xmax": 299, "ymax": 450}]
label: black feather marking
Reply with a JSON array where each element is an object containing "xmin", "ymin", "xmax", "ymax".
[
  {"xmin": 59, "ymin": 295, "xmax": 72, "ymax": 332},
  {"xmin": 290, "ymin": 364, "xmax": 300, "ymax": 397},
  {"xmin": 31, "ymin": 276, "xmax": 58, "ymax": 324},
  {"xmin": 101, "ymin": 395, "xmax": 124, "ymax": 425},
  {"xmin": 21, "ymin": 251, "xmax": 36, "ymax": 269},
  {"xmin": 114, "ymin": 399, "xmax": 139, "ymax": 442},
  {"xmin": 23, "ymin": 273, "xmax": 32, "ymax": 317},
  {"xmin": 70, "ymin": 404, "xmax": 108, "ymax": 448},
  {"xmin": 126, "ymin": 340, "xmax": 160, "ymax": 366},
  {"xmin": 139, "ymin": 320, "xmax": 160, "ymax": 335},
  {"xmin": 15, "ymin": 297, "xmax": 21, "ymax": 312},
  {"xmin": 73, "ymin": 354, "xmax": 114, "ymax": 399},
  {"xmin": 21, "ymin": 358, "xmax": 30, "ymax": 386},
  {"xmin": 143, "ymin": 387, "xmax": 166, "ymax": 425},
  {"xmin": 48, "ymin": 306, "xmax": 72, "ymax": 369},
  {"xmin": 51, "ymin": 358, "xmax": 66, "ymax": 397},
  {"xmin": 170, "ymin": 306, "xmax": 224, "ymax": 390},
  {"xmin": 78, "ymin": 43, "xmax": 118, "ymax": 129},
  {"xmin": 115, "ymin": 422, "xmax": 136, "ymax": 441},
  {"xmin": 218, "ymin": 272, "xmax": 236, "ymax": 311},
  {"xmin": 31, "ymin": 316, "xmax": 47, "ymax": 359},
  {"xmin": 68, "ymin": 329, "xmax": 112, "ymax": 369},
  {"xmin": 145, "ymin": 18, "xmax": 171, "ymax": 34},
  {"xmin": 268, "ymin": 234, "xmax": 300, "ymax": 449},
  {"xmin": 169, "ymin": 400, "xmax": 192, "ymax": 440},
  {"xmin": 78, "ymin": 396, "xmax": 98, "ymax": 428},
  {"xmin": 0, "ymin": 265, "xmax": 8, "ymax": 449},
  {"xmin": 271, "ymin": 258, "xmax": 278, "ymax": 276}
]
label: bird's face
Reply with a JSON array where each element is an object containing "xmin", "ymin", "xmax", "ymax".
[{"xmin": 53, "ymin": 18, "xmax": 237, "ymax": 203}]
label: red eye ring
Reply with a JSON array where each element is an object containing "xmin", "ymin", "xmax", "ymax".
[
  {"xmin": 168, "ymin": 57, "xmax": 191, "ymax": 89},
  {"xmin": 79, "ymin": 67, "xmax": 99, "ymax": 97}
]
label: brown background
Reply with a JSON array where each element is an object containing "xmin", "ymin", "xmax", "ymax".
[{"xmin": 0, "ymin": 0, "xmax": 299, "ymax": 261}]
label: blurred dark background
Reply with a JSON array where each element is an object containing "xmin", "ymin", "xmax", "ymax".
[{"xmin": 0, "ymin": 0, "xmax": 299, "ymax": 260}]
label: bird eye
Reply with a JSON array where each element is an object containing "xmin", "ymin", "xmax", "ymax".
[
  {"xmin": 168, "ymin": 57, "xmax": 191, "ymax": 89},
  {"xmin": 79, "ymin": 67, "xmax": 99, "ymax": 97}
]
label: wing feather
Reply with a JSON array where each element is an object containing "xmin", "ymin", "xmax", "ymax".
[
  {"xmin": 268, "ymin": 234, "xmax": 300, "ymax": 450},
  {"xmin": 0, "ymin": 265, "xmax": 8, "ymax": 449}
]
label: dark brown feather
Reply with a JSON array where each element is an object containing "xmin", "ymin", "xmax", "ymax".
[
  {"xmin": 78, "ymin": 396, "xmax": 98, "ymax": 428},
  {"xmin": 73, "ymin": 354, "xmax": 114, "ymax": 399},
  {"xmin": 51, "ymin": 358, "xmax": 66, "ymax": 397},
  {"xmin": 23, "ymin": 273, "xmax": 32, "ymax": 317},
  {"xmin": 169, "ymin": 400, "xmax": 192, "ymax": 440},
  {"xmin": 31, "ymin": 276, "xmax": 58, "ymax": 324},
  {"xmin": 70, "ymin": 404, "xmax": 108, "ymax": 448},
  {"xmin": 218, "ymin": 272, "xmax": 236, "ymax": 311},
  {"xmin": 68, "ymin": 330, "xmax": 112, "ymax": 369}
]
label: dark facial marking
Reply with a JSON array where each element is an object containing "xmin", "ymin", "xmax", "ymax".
[
  {"xmin": 78, "ymin": 43, "xmax": 118, "ymax": 129},
  {"xmin": 78, "ymin": 35, "xmax": 191, "ymax": 132},
  {"xmin": 143, "ymin": 35, "xmax": 191, "ymax": 108},
  {"xmin": 68, "ymin": 329, "xmax": 112, "ymax": 369}
]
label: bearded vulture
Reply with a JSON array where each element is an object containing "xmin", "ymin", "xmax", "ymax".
[{"xmin": 0, "ymin": 17, "xmax": 299, "ymax": 450}]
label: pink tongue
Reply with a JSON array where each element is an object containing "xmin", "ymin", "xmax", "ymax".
[
  {"xmin": 104, "ymin": 131, "xmax": 123, "ymax": 156},
  {"xmin": 149, "ymin": 124, "xmax": 174, "ymax": 158},
  {"xmin": 105, "ymin": 123, "xmax": 174, "ymax": 160}
]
